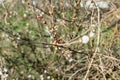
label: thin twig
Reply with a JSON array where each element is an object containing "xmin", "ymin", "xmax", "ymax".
[{"xmin": 83, "ymin": 0, "xmax": 101, "ymax": 79}]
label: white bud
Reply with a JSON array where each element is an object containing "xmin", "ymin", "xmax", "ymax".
[
  {"xmin": 47, "ymin": 76, "xmax": 50, "ymax": 79},
  {"xmin": 23, "ymin": 13, "xmax": 27, "ymax": 18},
  {"xmin": 69, "ymin": 58, "xmax": 73, "ymax": 63},
  {"xmin": 44, "ymin": 70, "xmax": 47, "ymax": 74},
  {"xmin": 35, "ymin": 9, "xmax": 40, "ymax": 12},
  {"xmin": 26, "ymin": 23, "xmax": 29, "ymax": 26},
  {"xmin": 21, "ymin": 0, "xmax": 25, "ymax": 4},
  {"xmin": 0, "ymin": 71, "xmax": 2, "ymax": 75},
  {"xmin": 32, "ymin": 1, "xmax": 36, "ymax": 5},
  {"xmin": 51, "ymin": 78, "xmax": 55, "ymax": 80},
  {"xmin": 40, "ymin": 75, "xmax": 43, "ymax": 78},
  {"xmin": 3, "ymin": 68, "xmax": 8, "ymax": 72},
  {"xmin": 81, "ymin": 35, "xmax": 89, "ymax": 44},
  {"xmin": 28, "ymin": 75, "xmax": 32, "ymax": 78},
  {"xmin": 89, "ymin": 31, "xmax": 95, "ymax": 38}
]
